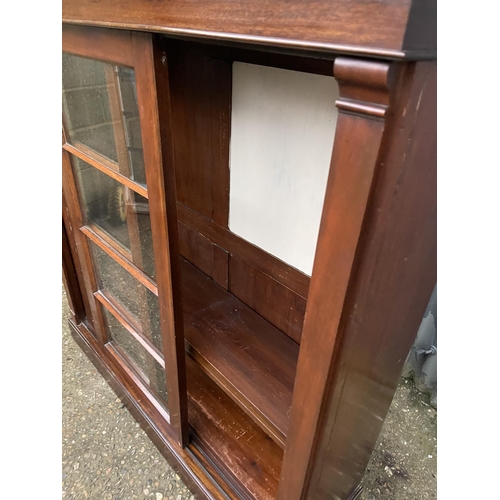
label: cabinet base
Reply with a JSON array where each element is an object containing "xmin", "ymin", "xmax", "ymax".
[{"xmin": 68, "ymin": 318, "xmax": 233, "ymax": 500}]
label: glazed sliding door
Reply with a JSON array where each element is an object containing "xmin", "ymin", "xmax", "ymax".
[{"xmin": 62, "ymin": 25, "xmax": 188, "ymax": 445}]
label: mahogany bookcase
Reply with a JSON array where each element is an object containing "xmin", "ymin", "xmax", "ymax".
[{"xmin": 62, "ymin": 2, "xmax": 436, "ymax": 499}]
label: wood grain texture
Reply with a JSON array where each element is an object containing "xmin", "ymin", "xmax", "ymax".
[
  {"xmin": 62, "ymin": 0, "xmax": 437, "ymax": 59},
  {"xmin": 167, "ymin": 44, "xmax": 231, "ymax": 224},
  {"xmin": 181, "ymin": 258, "xmax": 299, "ymax": 448},
  {"xmin": 178, "ymin": 203, "xmax": 310, "ymax": 299},
  {"xmin": 187, "ymin": 356, "xmax": 283, "ymax": 500},
  {"xmin": 133, "ymin": 32, "xmax": 189, "ymax": 446},
  {"xmin": 305, "ymin": 60, "xmax": 436, "ymax": 500},
  {"xmin": 209, "ymin": 56, "xmax": 232, "ymax": 227},
  {"xmin": 277, "ymin": 57, "xmax": 396, "ymax": 500},
  {"xmin": 228, "ymin": 256, "xmax": 305, "ymax": 344},
  {"xmin": 168, "ymin": 48, "xmax": 214, "ymax": 219},
  {"xmin": 63, "ymin": 24, "xmax": 135, "ymax": 66},
  {"xmin": 63, "ymin": 142, "xmax": 148, "ymax": 199},
  {"xmin": 178, "ymin": 222, "xmax": 229, "ymax": 289}
]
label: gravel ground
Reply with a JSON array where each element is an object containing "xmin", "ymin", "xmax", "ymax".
[{"xmin": 62, "ymin": 287, "xmax": 436, "ymax": 499}]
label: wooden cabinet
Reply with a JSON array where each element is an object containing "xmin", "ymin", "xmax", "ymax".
[{"xmin": 62, "ymin": 2, "xmax": 436, "ymax": 498}]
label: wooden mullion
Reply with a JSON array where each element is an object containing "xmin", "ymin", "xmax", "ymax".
[
  {"xmin": 62, "ymin": 150, "xmax": 109, "ymax": 345},
  {"xmin": 64, "ymin": 142, "xmax": 148, "ymax": 199},
  {"xmin": 85, "ymin": 222, "xmax": 133, "ymax": 262},
  {"xmin": 99, "ymin": 290, "xmax": 142, "ymax": 333},
  {"xmin": 96, "ymin": 290, "xmax": 165, "ymax": 368},
  {"xmin": 134, "ymin": 32, "xmax": 189, "ymax": 446},
  {"xmin": 81, "ymin": 225, "xmax": 158, "ymax": 295}
]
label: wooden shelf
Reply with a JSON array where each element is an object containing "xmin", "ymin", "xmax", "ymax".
[
  {"xmin": 187, "ymin": 356, "xmax": 283, "ymax": 500},
  {"xmin": 181, "ymin": 258, "xmax": 299, "ymax": 448}
]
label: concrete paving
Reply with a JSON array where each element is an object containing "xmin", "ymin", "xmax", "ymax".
[{"xmin": 62, "ymin": 287, "xmax": 436, "ymax": 499}]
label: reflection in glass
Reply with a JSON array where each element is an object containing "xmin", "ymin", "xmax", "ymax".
[
  {"xmin": 62, "ymin": 52, "xmax": 146, "ymax": 185},
  {"xmin": 72, "ymin": 155, "xmax": 156, "ymax": 279},
  {"xmin": 91, "ymin": 243, "xmax": 162, "ymax": 352},
  {"xmin": 103, "ymin": 308, "xmax": 168, "ymax": 407}
]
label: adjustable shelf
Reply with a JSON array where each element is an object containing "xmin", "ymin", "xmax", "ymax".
[{"xmin": 181, "ymin": 258, "xmax": 299, "ymax": 449}]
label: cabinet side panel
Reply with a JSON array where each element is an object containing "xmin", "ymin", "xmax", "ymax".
[
  {"xmin": 277, "ymin": 57, "xmax": 396, "ymax": 500},
  {"xmin": 307, "ymin": 61, "xmax": 436, "ymax": 499}
]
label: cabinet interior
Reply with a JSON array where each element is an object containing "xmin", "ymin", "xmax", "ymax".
[{"xmin": 166, "ymin": 40, "xmax": 338, "ymax": 499}]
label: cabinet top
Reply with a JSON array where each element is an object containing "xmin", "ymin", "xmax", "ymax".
[{"xmin": 62, "ymin": 0, "xmax": 436, "ymax": 60}]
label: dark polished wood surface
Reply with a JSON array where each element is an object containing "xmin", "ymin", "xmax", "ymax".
[
  {"xmin": 305, "ymin": 60, "xmax": 436, "ymax": 500},
  {"xmin": 228, "ymin": 257, "xmax": 305, "ymax": 344},
  {"xmin": 277, "ymin": 57, "xmax": 399, "ymax": 500},
  {"xmin": 181, "ymin": 258, "xmax": 299, "ymax": 449},
  {"xmin": 63, "ymin": 14, "xmax": 436, "ymax": 498},
  {"xmin": 187, "ymin": 356, "xmax": 283, "ymax": 500},
  {"xmin": 63, "ymin": 0, "xmax": 436, "ymax": 59},
  {"xmin": 178, "ymin": 203, "xmax": 310, "ymax": 299}
]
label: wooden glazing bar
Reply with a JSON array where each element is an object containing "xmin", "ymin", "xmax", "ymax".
[
  {"xmin": 63, "ymin": 142, "xmax": 148, "ymax": 199},
  {"xmin": 95, "ymin": 290, "xmax": 165, "ymax": 367},
  {"xmin": 106, "ymin": 342, "xmax": 170, "ymax": 423},
  {"xmin": 85, "ymin": 222, "xmax": 133, "ymax": 262},
  {"xmin": 81, "ymin": 225, "xmax": 158, "ymax": 295}
]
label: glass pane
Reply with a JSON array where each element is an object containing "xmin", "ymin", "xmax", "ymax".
[
  {"xmin": 72, "ymin": 155, "xmax": 156, "ymax": 280},
  {"xmin": 91, "ymin": 243, "xmax": 162, "ymax": 352},
  {"xmin": 103, "ymin": 308, "xmax": 168, "ymax": 407},
  {"xmin": 62, "ymin": 52, "xmax": 146, "ymax": 185}
]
